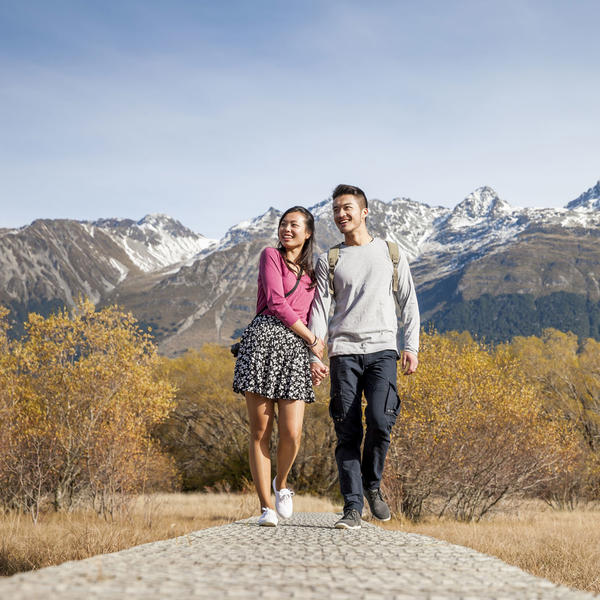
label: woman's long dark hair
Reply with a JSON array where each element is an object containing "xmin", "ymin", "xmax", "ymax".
[{"xmin": 276, "ymin": 206, "xmax": 316, "ymax": 287}]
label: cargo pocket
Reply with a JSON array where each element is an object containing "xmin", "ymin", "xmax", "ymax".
[
  {"xmin": 329, "ymin": 391, "xmax": 347, "ymax": 423},
  {"xmin": 384, "ymin": 382, "xmax": 401, "ymax": 428}
]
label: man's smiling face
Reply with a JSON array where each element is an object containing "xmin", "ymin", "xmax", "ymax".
[{"xmin": 332, "ymin": 194, "xmax": 368, "ymax": 235}]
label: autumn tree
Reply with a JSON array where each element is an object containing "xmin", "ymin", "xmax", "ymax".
[
  {"xmin": 0, "ymin": 300, "xmax": 177, "ymax": 521},
  {"xmin": 384, "ymin": 331, "xmax": 580, "ymax": 521},
  {"xmin": 157, "ymin": 346, "xmax": 251, "ymax": 491},
  {"xmin": 506, "ymin": 329, "xmax": 600, "ymax": 507}
]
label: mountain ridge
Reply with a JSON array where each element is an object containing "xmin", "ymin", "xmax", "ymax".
[{"xmin": 1, "ymin": 180, "xmax": 600, "ymax": 351}]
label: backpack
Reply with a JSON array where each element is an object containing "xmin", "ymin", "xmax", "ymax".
[{"xmin": 327, "ymin": 240, "xmax": 400, "ymax": 297}]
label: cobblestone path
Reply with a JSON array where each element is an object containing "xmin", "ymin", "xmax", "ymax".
[{"xmin": 0, "ymin": 512, "xmax": 595, "ymax": 599}]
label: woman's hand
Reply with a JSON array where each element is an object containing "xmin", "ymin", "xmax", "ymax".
[
  {"xmin": 311, "ymin": 361, "xmax": 329, "ymax": 386},
  {"xmin": 309, "ymin": 337, "xmax": 325, "ymax": 360}
]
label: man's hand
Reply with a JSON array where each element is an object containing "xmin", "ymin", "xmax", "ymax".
[
  {"xmin": 401, "ymin": 351, "xmax": 418, "ymax": 375},
  {"xmin": 310, "ymin": 361, "xmax": 329, "ymax": 386},
  {"xmin": 309, "ymin": 338, "xmax": 325, "ymax": 361}
]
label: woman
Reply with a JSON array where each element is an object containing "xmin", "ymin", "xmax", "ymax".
[{"xmin": 233, "ymin": 206, "xmax": 324, "ymax": 526}]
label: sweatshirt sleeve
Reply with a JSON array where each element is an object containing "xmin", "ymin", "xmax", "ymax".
[
  {"xmin": 395, "ymin": 252, "xmax": 420, "ymax": 355},
  {"xmin": 260, "ymin": 248, "xmax": 301, "ymax": 328},
  {"xmin": 308, "ymin": 254, "xmax": 331, "ymax": 363}
]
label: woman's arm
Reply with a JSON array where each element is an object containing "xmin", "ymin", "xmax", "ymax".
[
  {"xmin": 260, "ymin": 248, "xmax": 324, "ymax": 359},
  {"xmin": 288, "ymin": 319, "xmax": 325, "ymax": 360},
  {"xmin": 260, "ymin": 248, "xmax": 301, "ymax": 326}
]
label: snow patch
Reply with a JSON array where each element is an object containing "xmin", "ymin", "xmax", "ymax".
[
  {"xmin": 93, "ymin": 215, "xmax": 217, "ymax": 272},
  {"xmin": 109, "ymin": 258, "xmax": 129, "ymax": 283}
]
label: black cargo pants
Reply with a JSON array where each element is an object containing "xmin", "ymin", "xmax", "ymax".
[{"xmin": 329, "ymin": 349, "xmax": 401, "ymax": 513}]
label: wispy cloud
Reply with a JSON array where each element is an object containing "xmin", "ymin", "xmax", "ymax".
[{"xmin": 1, "ymin": 1, "xmax": 599, "ymax": 237}]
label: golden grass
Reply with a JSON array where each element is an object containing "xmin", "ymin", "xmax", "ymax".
[
  {"xmin": 0, "ymin": 493, "xmax": 337, "ymax": 577},
  {"xmin": 379, "ymin": 501, "xmax": 600, "ymax": 594},
  {"xmin": 3, "ymin": 494, "xmax": 600, "ymax": 595}
]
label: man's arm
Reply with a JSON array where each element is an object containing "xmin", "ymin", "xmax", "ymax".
[
  {"xmin": 395, "ymin": 252, "xmax": 420, "ymax": 374},
  {"xmin": 308, "ymin": 255, "xmax": 332, "ymax": 363},
  {"xmin": 308, "ymin": 255, "xmax": 332, "ymax": 384}
]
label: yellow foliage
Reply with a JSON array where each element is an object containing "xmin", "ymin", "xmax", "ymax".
[
  {"xmin": 2, "ymin": 304, "xmax": 596, "ymax": 524},
  {"xmin": 503, "ymin": 329, "xmax": 600, "ymax": 505},
  {"xmin": 386, "ymin": 331, "xmax": 581, "ymax": 521},
  {"xmin": 0, "ymin": 299, "xmax": 178, "ymax": 520}
]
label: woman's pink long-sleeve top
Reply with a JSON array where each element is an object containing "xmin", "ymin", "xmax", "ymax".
[{"xmin": 256, "ymin": 247, "xmax": 315, "ymax": 327}]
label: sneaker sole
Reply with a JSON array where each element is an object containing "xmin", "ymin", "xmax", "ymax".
[
  {"xmin": 258, "ymin": 521, "xmax": 277, "ymax": 527},
  {"xmin": 334, "ymin": 522, "xmax": 361, "ymax": 530},
  {"xmin": 372, "ymin": 514, "xmax": 391, "ymax": 522}
]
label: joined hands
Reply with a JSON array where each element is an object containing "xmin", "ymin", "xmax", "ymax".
[{"xmin": 310, "ymin": 361, "xmax": 329, "ymax": 386}]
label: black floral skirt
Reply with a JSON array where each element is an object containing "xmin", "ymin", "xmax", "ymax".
[{"xmin": 233, "ymin": 315, "xmax": 315, "ymax": 403}]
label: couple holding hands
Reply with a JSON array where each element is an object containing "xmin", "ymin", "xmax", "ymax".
[{"xmin": 233, "ymin": 184, "xmax": 420, "ymax": 529}]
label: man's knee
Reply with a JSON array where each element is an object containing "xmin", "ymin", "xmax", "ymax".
[
  {"xmin": 334, "ymin": 417, "xmax": 363, "ymax": 446},
  {"xmin": 365, "ymin": 410, "xmax": 392, "ymax": 438}
]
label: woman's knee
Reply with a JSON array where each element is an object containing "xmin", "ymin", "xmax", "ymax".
[
  {"xmin": 249, "ymin": 424, "xmax": 272, "ymax": 444},
  {"xmin": 280, "ymin": 426, "xmax": 302, "ymax": 448}
]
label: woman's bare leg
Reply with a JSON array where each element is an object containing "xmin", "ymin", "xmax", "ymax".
[
  {"xmin": 246, "ymin": 392, "xmax": 275, "ymax": 509},
  {"xmin": 275, "ymin": 399, "xmax": 305, "ymax": 490}
]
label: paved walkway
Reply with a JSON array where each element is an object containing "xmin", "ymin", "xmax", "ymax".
[{"xmin": 0, "ymin": 512, "xmax": 595, "ymax": 599}]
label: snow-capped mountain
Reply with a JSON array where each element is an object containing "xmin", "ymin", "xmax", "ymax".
[
  {"xmin": 2, "ymin": 180, "xmax": 600, "ymax": 350},
  {"xmin": 86, "ymin": 214, "xmax": 216, "ymax": 273},
  {"xmin": 207, "ymin": 183, "xmax": 600, "ymax": 286},
  {"xmin": 208, "ymin": 207, "xmax": 281, "ymax": 254},
  {"xmin": 0, "ymin": 214, "xmax": 216, "ymax": 336},
  {"xmin": 566, "ymin": 181, "xmax": 600, "ymax": 212}
]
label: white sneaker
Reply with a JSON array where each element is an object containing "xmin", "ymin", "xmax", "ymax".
[
  {"xmin": 273, "ymin": 477, "xmax": 294, "ymax": 519},
  {"xmin": 257, "ymin": 507, "xmax": 278, "ymax": 527}
]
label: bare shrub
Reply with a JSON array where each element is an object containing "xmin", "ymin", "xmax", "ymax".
[{"xmin": 384, "ymin": 332, "xmax": 580, "ymax": 521}]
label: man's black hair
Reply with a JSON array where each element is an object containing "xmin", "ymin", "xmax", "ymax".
[{"xmin": 332, "ymin": 184, "xmax": 368, "ymax": 210}]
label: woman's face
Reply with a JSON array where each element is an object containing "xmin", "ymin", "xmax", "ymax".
[{"xmin": 278, "ymin": 211, "xmax": 311, "ymax": 252}]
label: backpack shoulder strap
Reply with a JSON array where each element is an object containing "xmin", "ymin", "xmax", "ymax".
[
  {"xmin": 327, "ymin": 244, "xmax": 343, "ymax": 297},
  {"xmin": 386, "ymin": 240, "xmax": 400, "ymax": 293}
]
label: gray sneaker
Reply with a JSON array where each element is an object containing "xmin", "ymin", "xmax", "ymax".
[
  {"xmin": 364, "ymin": 488, "xmax": 391, "ymax": 521},
  {"xmin": 334, "ymin": 508, "xmax": 362, "ymax": 529}
]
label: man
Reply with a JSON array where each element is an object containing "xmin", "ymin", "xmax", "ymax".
[{"xmin": 309, "ymin": 184, "xmax": 419, "ymax": 530}]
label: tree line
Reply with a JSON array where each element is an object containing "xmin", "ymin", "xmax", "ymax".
[
  {"xmin": 1, "ymin": 301, "xmax": 599, "ymax": 522},
  {"xmin": 430, "ymin": 291, "xmax": 600, "ymax": 343}
]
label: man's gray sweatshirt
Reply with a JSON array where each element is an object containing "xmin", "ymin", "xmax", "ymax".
[{"xmin": 308, "ymin": 238, "xmax": 420, "ymax": 359}]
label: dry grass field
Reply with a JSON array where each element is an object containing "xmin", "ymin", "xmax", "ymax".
[
  {"xmin": 2, "ymin": 494, "xmax": 600, "ymax": 595},
  {"xmin": 382, "ymin": 502, "xmax": 600, "ymax": 595}
]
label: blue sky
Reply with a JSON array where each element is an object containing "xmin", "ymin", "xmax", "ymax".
[{"xmin": 1, "ymin": 1, "xmax": 599, "ymax": 238}]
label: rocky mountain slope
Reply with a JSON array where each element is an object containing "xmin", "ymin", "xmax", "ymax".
[
  {"xmin": 2, "ymin": 181, "xmax": 600, "ymax": 351},
  {"xmin": 0, "ymin": 215, "xmax": 214, "ymax": 335}
]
